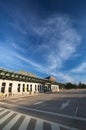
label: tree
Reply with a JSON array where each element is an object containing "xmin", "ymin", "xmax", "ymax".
[{"xmin": 64, "ymin": 83, "xmax": 76, "ymax": 89}]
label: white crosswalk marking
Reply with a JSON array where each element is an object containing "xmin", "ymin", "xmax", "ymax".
[
  {"xmin": 2, "ymin": 114, "xmax": 21, "ymax": 130},
  {"xmin": 0, "ymin": 107, "xmax": 80, "ymax": 130},
  {"xmin": 18, "ymin": 116, "xmax": 30, "ymax": 130},
  {"xmin": 0, "ymin": 109, "xmax": 7, "ymax": 116},
  {"xmin": 0, "ymin": 111, "xmax": 14, "ymax": 124},
  {"xmin": 51, "ymin": 123, "xmax": 60, "ymax": 130},
  {"xmin": 0, "ymin": 108, "xmax": 4, "ymax": 111},
  {"xmin": 35, "ymin": 119, "xmax": 43, "ymax": 130}
]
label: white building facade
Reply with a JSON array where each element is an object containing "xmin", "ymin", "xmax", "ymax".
[
  {"xmin": 51, "ymin": 84, "xmax": 60, "ymax": 92},
  {"xmin": 0, "ymin": 79, "xmax": 44, "ymax": 97},
  {"xmin": 0, "ymin": 68, "xmax": 60, "ymax": 97}
]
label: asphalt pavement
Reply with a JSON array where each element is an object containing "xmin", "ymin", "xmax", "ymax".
[
  {"xmin": 0, "ymin": 106, "xmax": 80, "ymax": 130},
  {"xmin": 0, "ymin": 89, "xmax": 86, "ymax": 130}
]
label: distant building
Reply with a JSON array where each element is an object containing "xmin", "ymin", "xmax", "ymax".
[
  {"xmin": 45, "ymin": 76, "xmax": 60, "ymax": 92},
  {"xmin": 0, "ymin": 68, "xmax": 61, "ymax": 97},
  {"xmin": 45, "ymin": 76, "xmax": 56, "ymax": 82}
]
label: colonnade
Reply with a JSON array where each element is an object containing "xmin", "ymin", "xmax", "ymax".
[{"xmin": 0, "ymin": 79, "xmax": 44, "ymax": 97}]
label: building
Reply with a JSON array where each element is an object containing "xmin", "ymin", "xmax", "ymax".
[
  {"xmin": 0, "ymin": 68, "xmax": 60, "ymax": 97},
  {"xmin": 45, "ymin": 76, "xmax": 60, "ymax": 92}
]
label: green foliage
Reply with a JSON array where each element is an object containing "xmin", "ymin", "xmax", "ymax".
[{"xmin": 64, "ymin": 82, "xmax": 86, "ymax": 89}]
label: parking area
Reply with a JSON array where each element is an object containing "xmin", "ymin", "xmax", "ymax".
[{"xmin": 0, "ymin": 89, "xmax": 86, "ymax": 130}]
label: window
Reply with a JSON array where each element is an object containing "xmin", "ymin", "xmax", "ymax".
[
  {"xmin": 38, "ymin": 85, "xmax": 40, "ymax": 91},
  {"xmin": 30, "ymin": 84, "xmax": 32, "ymax": 92},
  {"xmin": 35, "ymin": 85, "xmax": 37, "ymax": 91},
  {"xmin": 8, "ymin": 83, "xmax": 12, "ymax": 93},
  {"xmin": 40, "ymin": 85, "xmax": 42, "ymax": 90},
  {"xmin": 1, "ymin": 82, "xmax": 6, "ymax": 93},
  {"xmin": 8, "ymin": 87, "xmax": 12, "ymax": 93},
  {"xmin": 2, "ymin": 82, "xmax": 6, "ymax": 87},
  {"xmin": 27, "ymin": 84, "xmax": 29, "ymax": 91},
  {"xmin": 22, "ymin": 84, "xmax": 25, "ymax": 92},
  {"xmin": 18, "ymin": 84, "xmax": 20, "ymax": 92},
  {"xmin": 9, "ymin": 83, "xmax": 12, "ymax": 87},
  {"xmin": 1, "ymin": 87, "xmax": 5, "ymax": 93}
]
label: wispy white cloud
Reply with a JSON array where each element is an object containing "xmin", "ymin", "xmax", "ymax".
[
  {"xmin": 9, "ymin": 22, "xmax": 27, "ymax": 35},
  {"xmin": 8, "ymin": 12, "xmax": 81, "ymax": 71},
  {"xmin": 15, "ymin": 54, "xmax": 42, "ymax": 69},
  {"xmin": 0, "ymin": 40, "xmax": 74, "ymax": 82},
  {"xmin": 33, "ymin": 14, "xmax": 81, "ymax": 70},
  {"xmin": 50, "ymin": 71, "xmax": 74, "ymax": 82},
  {"xmin": 71, "ymin": 62, "xmax": 86, "ymax": 73},
  {"xmin": 10, "ymin": 42, "xmax": 25, "ymax": 53},
  {"xmin": 0, "ymin": 13, "xmax": 82, "ymax": 83},
  {"xmin": 0, "ymin": 40, "xmax": 28, "ymax": 69},
  {"xmin": 15, "ymin": 54, "xmax": 74, "ymax": 82}
]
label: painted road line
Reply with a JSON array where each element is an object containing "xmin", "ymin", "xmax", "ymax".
[
  {"xmin": 61, "ymin": 100, "xmax": 70, "ymax": 109},
  {"xmin": 0, "ymin": 113, "xmax": 17, "ymax": 130},
  {"xmin": 51, "ymin": 123, "xmax": 60, "ymax": 130},
  {"xmin": 43, "ymin": 122, "xmax": 51, "ymax": 130},
  {"xmin": 10, "ymin": 115, "xmax": 25, "ymax": 130},
  {"xmin": 74, "ymin": 106, "xmax": 78, "ymax": 117},
  {"xmin": 35, "ymin": 119, "xmax": 43, "ymax": 130},
  {"xmin": 0, "ymin": 109, "xmax": 5, "ymax": 113},
  {"xmin": 18, "ymin": 116, "xmax": 30, "ymax": 130},
  {"xmin": 0, "ymin": 109, "xmax": 8, "ymax": 116},
  {"xmin": 26, "ymin": 118, "xmax": 36, "ymax": 130},
  {"xmin": 0, "ymin": 111, "xmax": 14, "ymax": 124},
  {"xmin": 0, "ymin": 107, "xmax": 4, "ymax": 111},
  {"xmin": 2, "ymin": 114, "xmax": 21, "ymax": 130},
  {"xmin": 0, "ymin": 107, "xmax": 80, "ymax": 130},
  {"xmin": 34, "ymin": 101, "xmax": 45, "ymax": 105},
  {"xmin": 0, "ymin": 111, "xmax": 11, "ymax": 120},
  {"xmin": 0, "ymin": 101, "xmax": 86, "ymax": 122}
]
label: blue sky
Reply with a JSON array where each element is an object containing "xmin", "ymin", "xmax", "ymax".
[{"xmin": 0, "ymin": 0, "xmax": 86, "ymax": 83}]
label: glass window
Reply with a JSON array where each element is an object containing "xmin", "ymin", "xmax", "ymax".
[
  {"xmin": 27, "ymin": 84, "xmax": 29, "ymax": 91},
  {"xmin": 2, "ymin": 82, "xmax": 6, "ymax": 87},
  {"xmin": 9, "ymin": 83, "xmax": 12, "ymax": 87},
  {"xmin": 18, "ymin": 84, "xmax": 20, "ymax": 92},
  {"xmin": 30, "ymin": 84, "xmax": 32, "ymax": 92},
  {"xmin": 1, "ymin": 86, "xmax": 5, "ymax": 93},
  {"xmin": 22, "ymin": 84, "xmax": 25, "ymax": 92}
]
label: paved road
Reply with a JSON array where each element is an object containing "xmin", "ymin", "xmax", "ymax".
[
  {"xmin": 0, "ymin": 107, "xmax": 79, "ymax": 130},
  {"xmin": 0, "ymin": 89, "xmax": 86, "ymax": 130}
]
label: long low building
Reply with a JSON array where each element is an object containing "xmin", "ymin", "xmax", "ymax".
[{"xmin": 0, "ymin": 68, "xmax": 60, "ymax": 97}]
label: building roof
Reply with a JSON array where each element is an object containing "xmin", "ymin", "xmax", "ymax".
[
  {"xmin": 0, "ymin": 68, "xmax": 62, "ymax": 86},
  {"xmin": 45, "ymin": 76, "xmax": 56, "ymax": 82},
  {"xmin": 0, "ymin": 68, "xmax": 49, "ymax": 83}
]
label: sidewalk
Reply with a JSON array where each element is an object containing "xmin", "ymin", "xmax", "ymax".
[{"xmin": 0, "ymin": 93, "xmax": 44, "ymax": 100}]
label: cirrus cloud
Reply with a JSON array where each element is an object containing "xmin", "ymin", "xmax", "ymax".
[
  {"xmin": 71, "ymin": 62, "xmax": 86, "ymax": 73},
  {"xmin": 32, "ymin": 14, "xmax": 81, "ymax": 70}
]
